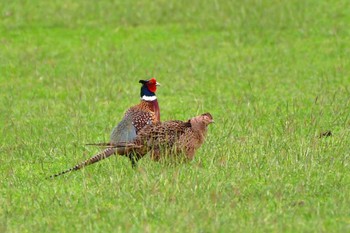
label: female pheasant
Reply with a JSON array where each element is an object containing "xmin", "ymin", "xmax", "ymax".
[
  {"xmin": 49, "ymin": 113, "xmax": 214, "ymax": 178},
  {"xmin": 119, "ymin": 112, "xmax": 214, "ymax": 165}
]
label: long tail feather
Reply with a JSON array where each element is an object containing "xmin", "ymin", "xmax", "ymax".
[
  {"xmin": 85, "ymin": 142, "xmax": 142, "ymax": 149},
  {"xmin": 49, "ymin": 147, "xmax": 116, "ymax": 178},
  {"xmin": 85, "ymin": 142, "xmax": 114, "ymax": 147},
  {"xmin": 114, "ymin": 142, "xmax": 142, "ymax": 148}
]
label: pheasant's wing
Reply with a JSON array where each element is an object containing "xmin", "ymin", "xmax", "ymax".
[
  {"xmin": 110, "ymin": 108, "xmax": 155, "ymax": 144},
  {"xmin": 136, "ymin": 120, "xmax": 191, "ymax": 148},
  {"xmin": 130, "ymin": 110, "xmax": 155, "ymax": 133},
  {"xmin": 110, "ymin": 114, "xmax": 137, "ymax": 144}
]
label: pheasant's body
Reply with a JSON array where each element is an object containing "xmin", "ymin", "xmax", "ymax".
[
  {"xmin": 118, "ymin": 113, "xmax": 214, "ymax": 162},
  {"xmin": 50, "ymin": 78, "xmax": 160, "ymax": 178},
  {"xmin": 88, "ymin": 78, "xmax": 161, "ymax": 146},
  {"xmin": 110, "ymin": 100, "xmax": 160, "ymax": 144},
  {"xmin": 49, "ymin": 113, "xmax": 213, "ymax": 178}
]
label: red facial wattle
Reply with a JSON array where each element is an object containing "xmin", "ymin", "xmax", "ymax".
[
  {"xmin": 147, "ymin": 78, "xmax": 158, "ymax": 93},
  {"xmin": 147, "ymin": 83, "xmax": 157, "ymax": 93}
]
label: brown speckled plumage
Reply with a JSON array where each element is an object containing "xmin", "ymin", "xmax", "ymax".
[
  {"xmin": 118, "ymin": 112, "xmax": 214, "ymax": 163},
  {"xmin": 126, "ymin": 101, "xmax": 159, "ymax": 133}
]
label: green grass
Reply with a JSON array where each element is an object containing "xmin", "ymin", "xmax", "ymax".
[{"xmin": 1, "ymin": 0, "xmax": 350, "ymax": 232}]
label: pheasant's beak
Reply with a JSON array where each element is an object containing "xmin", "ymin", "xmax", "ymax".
[
  {"xmin": 210, "ymin": 119, "xmax": 215, "ymax": 124},
  {"xmin": 156, "ymin": 82, "xmax": 161, "ymax": 86}
]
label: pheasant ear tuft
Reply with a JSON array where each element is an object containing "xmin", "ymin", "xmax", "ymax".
[{"xmin": 139, "ymin": 78, "xmax": 158, "ymax": 93}]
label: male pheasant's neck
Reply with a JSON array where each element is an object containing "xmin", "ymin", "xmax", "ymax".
[
  {"xmin": 141, "ymin": 95, "xmax": 157, "ymax": 101},
  {"xmin": 141, "ymin": 99, "xmax": 160, "ymax": 121}
]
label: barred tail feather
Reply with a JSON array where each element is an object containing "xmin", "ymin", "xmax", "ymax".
[
  {"xmin": 114, "ymin": 142, "xmax": 142, "ymax": 148},
  {"xmin": 85, "ymin": 142, "xmax": 114, "ymax": 147},
  {"xmin": 85, "ymin": 142, "xmax": 142, "ymax": 149},
  {"xmin": 49, "ymin": 148, "xmax": 116, "ymax": 178}
]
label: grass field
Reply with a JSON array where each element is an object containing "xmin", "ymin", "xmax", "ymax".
[{"xmin": 1, "ymin": 0, "xmax": 350, "ymax": 232}]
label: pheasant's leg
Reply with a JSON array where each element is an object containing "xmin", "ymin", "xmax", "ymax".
[
  {"xmin": 131, "ymin": 157, "xmax": 138, "ymax": 168},
  {"xmin": 150, "ymin": 149, "xmax": 161, "ymax": 161},
  {"xmin": 128, "ymin": 153, "xmax": 141, "ymax": 168}
]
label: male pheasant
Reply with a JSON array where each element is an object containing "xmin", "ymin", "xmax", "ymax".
[
  {"xmin": 110, "ymin": 78, "xmax": 161, "ymax": 144},
  {"xmin": 88, "ymin": 78, "xmax": 161, "ymax": 146},
  {"xmin": 49, "ymin": 113, "xmax": 214, "ymax": 178},
  {"xmin": 49, "ymin": 78, "xmax": 160, "ymax": 178}
]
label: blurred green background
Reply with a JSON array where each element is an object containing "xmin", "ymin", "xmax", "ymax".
[{"xmin": 1, "ymin": 1, "xmax": 349, "ymax": 232}]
